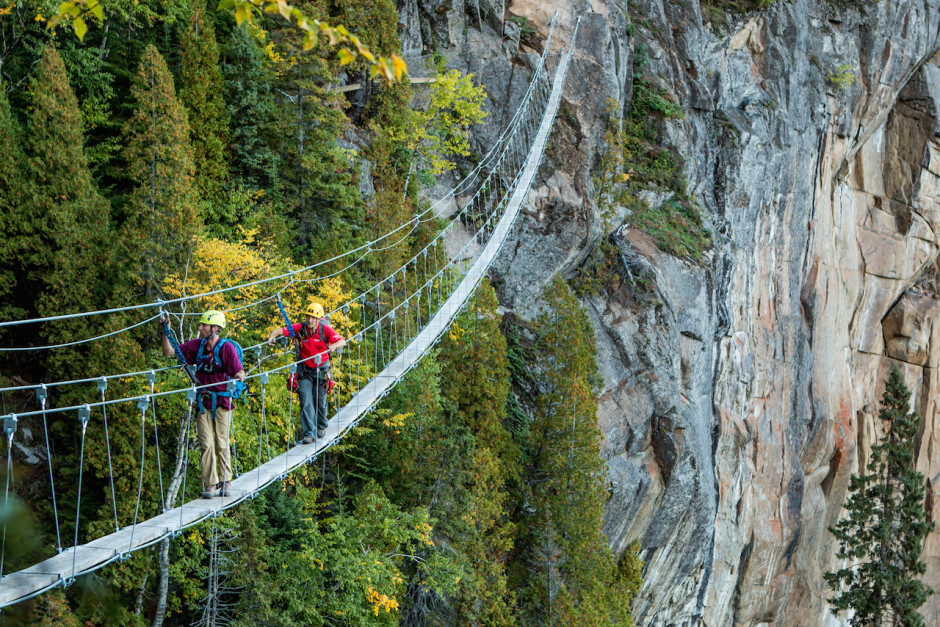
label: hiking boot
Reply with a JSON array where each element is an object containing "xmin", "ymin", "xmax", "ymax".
[
  {"xmin": 219, "ymin": 481, "xmax": 232, "ymax": 497},
  {"xmin": 317, "ymin": 428, "xmax": 326, "ymax": 439},
  {"xmin": 201, "ymin": 484, "xmax": 218, "ymax": 499},
  {"xmin": 302, "ymin": 436, "xmax": 314, "ymax": 444}
]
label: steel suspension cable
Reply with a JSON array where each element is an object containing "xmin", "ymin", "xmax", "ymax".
[
  {"xmin": 0, "ymin": 415, "xmax": 16, "ymax": 584},
  {"xmin": 70, "ymin": 405, "xmax": 91, "ymax": 583},
  {"xmin": 37, "ymin": 386, "xmax": 63, "ymax": 551},
  {"xmin": 148, "ymin": 373, "xmax": 166, "ymax": 512},
  {"xmin": 178, "ymin": 389, "xmax": 196, "ymax": 531},
  {"xmin": 98, "ymin": 380, "xmax": 119, "ymax": 533},
  {"xmin": 126, "ymin": 398, "xmax": 149, "ymax": 556},
  {"xmin": 0, "ymin": 16, "xmax": 574, "ymax": 605},
  {"xmin": 0, "ymin": 14, "xmax": 560, "ymax": 336},
  {"xmin": 0, "ymin": 313, "xmax": 163, "ymax": 352}
]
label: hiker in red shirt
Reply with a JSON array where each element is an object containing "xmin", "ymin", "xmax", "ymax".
[
  {"xmin": 267, "ymin": 302, "xmax": 345, "ymax": 443},
  {"xmin": 160, "ymin": 310, "xmax": 245, "ymax": 498}
]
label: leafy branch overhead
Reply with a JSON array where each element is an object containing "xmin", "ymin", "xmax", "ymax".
[{"xmin": 46, "ymin": 0, "xmax": 408, "ymax": 83}]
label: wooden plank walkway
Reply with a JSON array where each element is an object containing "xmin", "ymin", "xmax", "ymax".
[{"xmin": 0, "ymin": 33, "xmax": 574, "ymax": 609}]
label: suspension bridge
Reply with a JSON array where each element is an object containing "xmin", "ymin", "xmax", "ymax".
[{"xmin": 0, "ymin": 16, "xmax": 580, "ymax": 609}]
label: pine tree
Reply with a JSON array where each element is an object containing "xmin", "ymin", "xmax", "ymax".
[
  {"xmin": 512, "ymin": 278, "xmax": 638, "ymax": 626},
  {"xmin": 0, "ymin": 89, "xmax": 30, "ymax": 328},
  {"xmin": 222, "ymin": 24, "xmax": 280, "ymax": 193},
  {"xmin": 270, "ymin": 24, "xmax": 363, "ymax": 262},
  {"xmin": 121, "ymin": 44, "xmax": 200, "ymax": 297},
  {"xmin": 13, "ymin": 45, "xmax": 118, "ymax": 380},
  {"xmin": 23, "ymin": 46, "xmax": 112, "ymax": 315},
  {"xmin": 434, "ymin": 279, "xmax": 518, "ymax": 624},
  {"xmin": 826, "ymin": 364, "xmax": 935, "ymax": 626},
  {"xmin": 180, "ymin": 0, "xmax": 230, "ymax": 206}
]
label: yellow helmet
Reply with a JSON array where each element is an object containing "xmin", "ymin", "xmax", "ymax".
[
  {"xmin": 199, "ymin": 310, "xmax": 226, "ymax": 328},
  {"xmin": 305, "ymin": 302, "xmax": 325, "ymax": 318}
]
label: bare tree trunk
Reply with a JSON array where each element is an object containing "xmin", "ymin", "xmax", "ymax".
[
  {"xmin": 152, "ymin": 404, "xmax": 194, "ymax": 627},
  {"xmin": 205, "ymin": 521, "xmax": 220, "ymax": 627},
  {"xmin": 135, "ymin": 570, "xmax": 150, "ymax": 615},
  {"xmin": 97, "ymin": 19, "xmax": 111, "ymax": 60}
]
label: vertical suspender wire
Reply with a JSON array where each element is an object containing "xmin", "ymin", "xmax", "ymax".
[
  {"xmin": 378, "ymin": 282, "xmax": 386, "ymax": 369},
  {"xmin": 372, "ymin": 284, "xmax": 380, "ymax": 375},
  {"xmin": 358, "ymin": 294, "xmax": 365, "ymax": 398},
  {"xmin": 0, "ymin": 415, "xmax": 17, "ymax": 584},
  {"xmin": 148, "ymin": 372, "xmax": 166, "ymax": 512},
  {"xmin": 434, "ymin": 240, "xmax": 441, "ymax": 311},
  {"xmin": 377, "ymin": 283, "xmax": 385, "ymax": 370},
  {"xmin": 402, "ymin": 298, "xmax": 409, "ymax": 362},
  {"xmin": 342, "ymin": 306, "xmax": 351, "ymax": 411},
  {"xmin": 127, "ymin": 397, "xmax": 149, "ymax": 555},
  {"xmin": 415, "ymin": 259, "xmax": 423, "ymax": 332},
  {"xmin": 276, "ymin": 294, "xmax": 297, "ymax": 453},
  {"xmin": 404, "ymin": 266, "xmax": 411, "ymax": 341},
  {"xmin": 98, "ymin": 379, "xmax": 119, "ymax": 532},
  {"xmin": 257, "ymin": 349, "xmax": 271, "ymax": 462},
  {"xmin": 415, "ymin": 257, "xmax": 423, "ymax": 329},
  {"xmin": 287, "ymin": 363, "xmax": 295, "ymax": 463},
  {"xmin": 71, "ymin": 405, "xmax": 91, "ymax": 582},
  {"xmin": 413, "ymin": 258, "xmax": 421, "ymax": 329},
  {"xmin": 179, "ymin": 388, "xmax": 196, "ymax": 530},
  {"xmin": 258, "ymin": 374, "xmax": 269, "ymax": 477},
  {"xmin": 418, "ymin": 251, "xmax": 426, "ymax": 327},
  {"xmin": 389, "ymin": 275, "xmax": 398, "ymax": 357},
  {"xmin": 401, "ymin": 268, "xmax": 410, "ymax": 344},
  {"xmin": 424, "ymin": 249, "xmax": 431, "ymax": 323},
  {"xmin": 228, "ymin": 380, "xmax": 239, "ymax": 482},
  {"xmin": 38, "ymin": 386, "xmax": 63, "ymax": 551}
]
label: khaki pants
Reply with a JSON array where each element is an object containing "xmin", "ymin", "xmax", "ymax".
[{"xmin": 196, "ymin": 407, "xmax": 232, "ymax": 488}]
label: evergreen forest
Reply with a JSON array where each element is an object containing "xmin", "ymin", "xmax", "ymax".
[{"xmin": 0, "ymin": 1, "xmax": 641, "ymax": 624}]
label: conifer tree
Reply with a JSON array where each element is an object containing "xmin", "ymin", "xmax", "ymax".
[
  {"xmin": 433, "ymin": 280, "xmax": 517, "ymax": 624},
  {"xmin": 826, "ymin": 364, "xmax": 935, "ymax": 626},
  {"xmin": 12, "ymin": 45, "xmax": 117, "ymax": 380},
  {"xmin": 122, "ymin": 44, "xmax": 199, "ymax": 297},
  {"xmin": 223, "ymin": 24, "xmax": 280, "ymax": 193},
  {"xmin": 271, "ymin": 26, "xmax": 363, "ymax": 261},
  {"xmin": 513, "ymin": 278, "xmax": 638, "ymax": 626},
  {"xmin": 0, "ymin": 89, "xmax": 30, "ymax": 329},
  {"xmin": 180, "ymin": 0, "xmax": 230, "ymax": 206},
  {"xmin": 24, "ymin": 46, "xmax": 112, "ymax": 314}
]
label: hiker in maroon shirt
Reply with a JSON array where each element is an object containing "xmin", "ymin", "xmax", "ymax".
[
  {"xmin": 161, "ymin": 310, "xmax": 245, "ymax": 498},
  {"xmin": 267, "ymin": 302, "xmax": 345, "ymax": 443}
]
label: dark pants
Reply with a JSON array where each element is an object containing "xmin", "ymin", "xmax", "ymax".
[{"xmin": 298, "ymin": 364, "xmax": 329, "ymax": 437}]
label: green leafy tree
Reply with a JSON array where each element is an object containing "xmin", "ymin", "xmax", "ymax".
[
  {"xmin": 826, "ymin": 364, "xmax": 935, "ymax": 626},
  {"xmin": 180, "ymin": 0, "xmax": 231, "ymax": 206},
  {"xmin": 121, "ymin": 43, "xmax": 200, "ymax": 297},
  {"xmin": 385, "ymin": 69, "xmax": 488, "ymax": 178},
  {"xmin": 512, "ymin": 278, "xmax": 638, "ymax": 625},
  {"xmin": 47, "ymin": 0, "xmax": 409, "ymax": 83}
]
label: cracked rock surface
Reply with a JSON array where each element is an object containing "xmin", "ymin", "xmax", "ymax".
[{"xmin": 405, "ymin": 0, "xmax": 940, "ymax": 623}]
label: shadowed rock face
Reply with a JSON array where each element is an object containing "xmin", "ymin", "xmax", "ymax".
[{"xmin": 405, "ymin": 0, "xmax": 940, "ymax": 623}]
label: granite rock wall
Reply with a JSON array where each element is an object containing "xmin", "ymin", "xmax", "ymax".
[{"xmin": 406, "ymin": 0, "xmax": 940, "ymax": 623}]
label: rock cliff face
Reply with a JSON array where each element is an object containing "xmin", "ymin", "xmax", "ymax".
[{"xmin": 405, "ymin": 0, "xmax": 940, "ymax": 624}]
